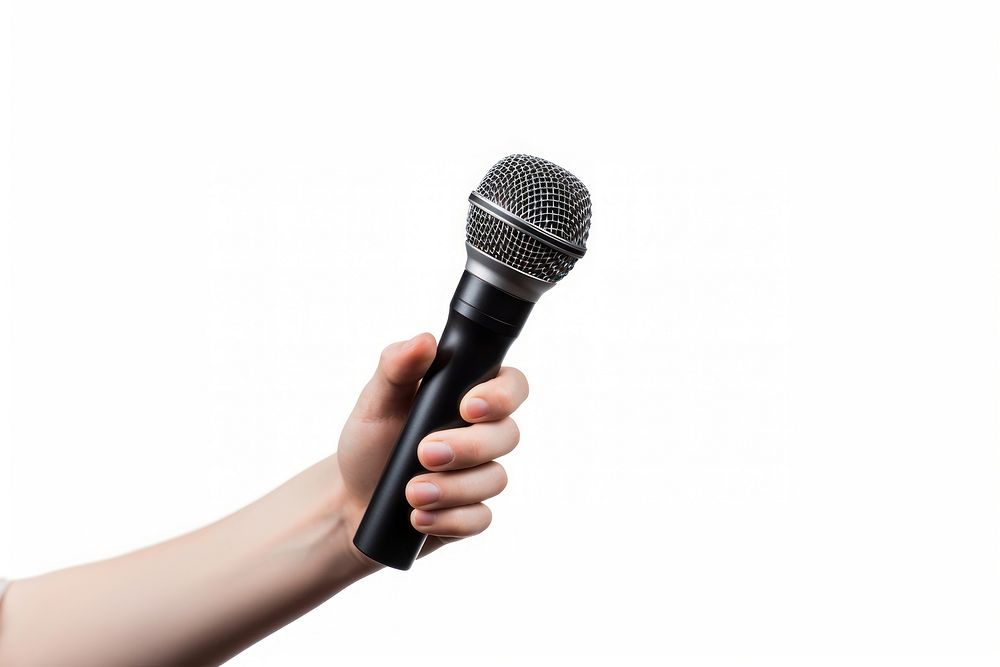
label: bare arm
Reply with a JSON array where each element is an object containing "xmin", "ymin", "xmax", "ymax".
[
  {"xmin": 0, "ymin": 333, "xmax": 527, "ymax": 666},
  {"xmin": 0, "ymin": 457, "xmax": 370, "ymax": 666}
]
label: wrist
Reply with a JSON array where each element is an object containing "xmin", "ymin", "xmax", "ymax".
[
  {"xmin": 315, "ymin": 460, "xmax": 384, "ymax": 581},
  {"xmin": 278, "ymin": 456, "xmax": 382, "ymax": 590}
]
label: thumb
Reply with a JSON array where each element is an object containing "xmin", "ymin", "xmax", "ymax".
[{"xmin": 349, "ymin": 333, "xmax": 437, "ymax": 424}]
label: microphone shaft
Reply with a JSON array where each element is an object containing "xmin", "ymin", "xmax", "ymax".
[{"xmin": 353, "ymin": 271, "xmax": 534, "ymax": 570}]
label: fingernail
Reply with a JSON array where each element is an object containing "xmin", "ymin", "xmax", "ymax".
[
  {"xmin": 464, "ymin": 397, "xmax": 489, "ymax": 419},
  {"xmin": 413, "ymin": 509, "xmax": 436, "ymax": 527},
  {"xmin": 421, "ymin": 441, "xmax": 454, "ymax": 466},
  {"xmin": 409, "ymin": 482, "xmax": 440, "ymax": 506},
  {"xmin": 404, "ymin": 334, "xmax": 422, "ymax": 350}
]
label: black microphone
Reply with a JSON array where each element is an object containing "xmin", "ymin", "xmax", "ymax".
[{"xmin": 353, "ymin": 154, "xmax": 592, "ymax": 570}]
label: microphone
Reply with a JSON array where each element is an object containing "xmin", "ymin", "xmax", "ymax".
[{"xmin": 353, "ymin": 154, "xmax": 592, "ymax": 570}]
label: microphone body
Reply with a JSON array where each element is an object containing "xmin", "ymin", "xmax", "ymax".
[
  {"xmin": 353, "ymin": 155, "xmax": 591, "ymax": 570},
  {"xmin": 353, "ymin": 264, "xmax": 533, "ymax": 570}
]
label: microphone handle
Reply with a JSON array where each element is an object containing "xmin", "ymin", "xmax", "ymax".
[{"xmin": 353, "ymin": 271, "xmax": 534, "ymax": 570}]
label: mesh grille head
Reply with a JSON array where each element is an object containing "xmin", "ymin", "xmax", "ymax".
[{"xmin": 466, "ymin": 154, "xmax": 592, "ymax": 283}]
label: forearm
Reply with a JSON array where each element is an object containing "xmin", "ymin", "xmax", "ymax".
[{"xmin": 0, "ymin": 456, "xmax": 376, "ymax": 667}]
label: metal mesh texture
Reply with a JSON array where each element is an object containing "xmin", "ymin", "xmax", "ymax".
[{"xmin": 466, "ymin": 154, "xmax": 592, "ymax": 283}]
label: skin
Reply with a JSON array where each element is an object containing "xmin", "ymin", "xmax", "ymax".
[{"xmin": 0, "ymin": 332, "xmax": 528, "ymax": 666}]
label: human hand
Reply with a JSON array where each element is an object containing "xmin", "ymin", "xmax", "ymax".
[{"xmin": 336, "ymin": 333, "xmax": 528, "ymax": 565}]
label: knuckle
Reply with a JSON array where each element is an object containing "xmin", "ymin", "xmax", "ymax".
[
  {"xmin": 478, "ymin": 505, "xmax": 493, "ymax": 533},
  {"xmin": 450, "ymin": 506, "xmax": 491, "ymax": 536},
  {"xmin": 494, "ymin": 463, "xmax": 509, "ymax": 491},
  {"xmin": 493, "ymin": 386, "xmax": 514, "ymax": 413},
  {"xmin": 378, "ymin": 344, "xmax": 395, "ymax": 368},
  {"xmin": 508, "ymin": 418, "xmax": 521, "ymax": 446},
  {"xmin": 510, "ymin": 367, "xmax": 529, "ymax": 396},
  {"xmin": 377, "ymin": 347, "xmax": 398, "ymax": 383}
]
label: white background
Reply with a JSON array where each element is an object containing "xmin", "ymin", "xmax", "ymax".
[{"xmin": 1, "ymin": 1, "xmax": 998, "ymax": 664}]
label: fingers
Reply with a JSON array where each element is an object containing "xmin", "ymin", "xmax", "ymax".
[
  {"xmin": 408, "ymin": 417, "xmax": 517, "ymax": 539},
  {"xmin": 411, "ymin": 503, "xmax": 493, "ymax": 537},
  {"xmin": 349, "ymin": 333, "xmax": 437, "ymax": 424},
  {"xmin": 459, "ymin": 366, "xmax": 529, "ymax": 423},
  {"xmin": 417, "ymin": 418, "xmax": 520, "ymax": 471},
  {"xmin": 404, "ymin": 366, "xmax": 528, "ymax": 541},
  {"xmin": 406, "ymin": 461, "xmax": 508, "ymax": 510}
]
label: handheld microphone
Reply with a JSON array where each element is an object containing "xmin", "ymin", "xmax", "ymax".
[{"xmin": 353, "ymin": 154, "xmax": 592, "ymax": 570}]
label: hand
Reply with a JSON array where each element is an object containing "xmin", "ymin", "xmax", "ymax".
[{"xmin": 336, "ymin": 333, "xmax": 528, "ymax": 564}]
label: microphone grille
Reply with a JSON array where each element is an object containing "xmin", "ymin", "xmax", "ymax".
[{"xmin": 466, "ymin": 154, "xmax": 592, "ymax": 283}]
